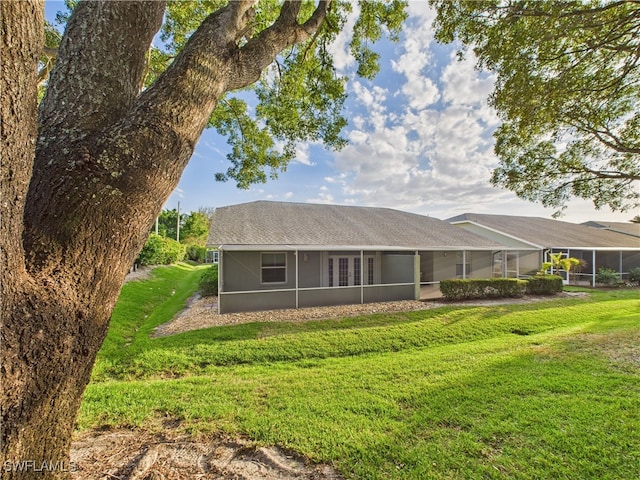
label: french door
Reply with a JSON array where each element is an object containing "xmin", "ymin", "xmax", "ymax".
[{"xmin": 328, "ymin": 255, "xmax": 375, "ymax": 287}]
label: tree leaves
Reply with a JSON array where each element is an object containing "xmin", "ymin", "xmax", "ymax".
[
  {"xmin": 210, "ymin": 96, "xmax": 291, "ymax": 188},
  {"xmin": 430, "ymin": 0, "xmax": 640, "ymax": 214}
]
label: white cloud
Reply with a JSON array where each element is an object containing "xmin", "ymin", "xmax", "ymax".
[
  {"xmin": 406, "ymin": 1, "xmax": 437, "ymax": 23},
  {"xmin": 264, "ymin": 191, "xmax": 295, "ymax": 201},
  {"xmin": 352, "ymin": 82, "xmax": 388, "ymax": 111},
  {"xmin": 306, "ymin": 187, "xmax": 335, "ymax": 204},
  {"xmin": 401, "ymin": 77, "xmax": 440, "ymax": 110},
  {"xmin": 326, "ymin": 5, "xmax": 506, "ymax": 215},
  {"xmin": 441, "ymin": 52, "xmax": 496, "ymax": 111},
  {"xmin": 390, "ymin": 12, "xmax": 440, "ymax": 110},
  {"xmin": 292, "ymin": 143, "xmax": 315, "ymax": 166}
]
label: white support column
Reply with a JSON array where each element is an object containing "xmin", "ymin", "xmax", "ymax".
[
  {"xmin": 503, "ymin": 250, "xmax": 507, "ymax": 277},
  {"xmin": 295, "ymin": 250, "xmax": 299, "ymax": 309},
  {"xmin": 462, "ymin": 250, "xmax": 467, "ymax": 279},
  {"xmin": 620, "ymin": 250, "xmax": 623, "ymax": 281},
  {"xmin": 360, "ymin": 250, "xmax": 364, "ymax": 304},
  {"xmin": 217, "ymin": 249, "xmax": 223, "ymax": 314},
  {"xmin": 414, "ymin": 251, "xmax": 421, "ymax": 300},
  {"xmin": 592, "ymin": 250, "xmax": 596, "ymax": 287}
]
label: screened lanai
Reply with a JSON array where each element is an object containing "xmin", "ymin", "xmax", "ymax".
[{"xmin": 449, "ymin": 213, "xmax": 640, "ymax": 286}]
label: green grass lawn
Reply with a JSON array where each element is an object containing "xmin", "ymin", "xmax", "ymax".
[{"xmin": 82, "ymin": 265, "xmax": 640, "ymax": 479}]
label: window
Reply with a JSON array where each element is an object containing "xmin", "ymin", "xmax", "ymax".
[
  {"xmin": 261, "ymin": 253, "xmax": 287, "ymax": 283},
  {"xmin": 456, "ymin": 252, "xmax": 470, "ymax": 278},
  {"xmin": 367, "ymin": 257, "xmax": 374, "ymax": 285},
  {"xmin": 206, "ymin": 250, "xmax": 219, "ymax": 264}
]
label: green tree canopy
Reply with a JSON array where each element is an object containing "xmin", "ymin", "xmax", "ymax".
[
  {"xmin": 180, "ymin": 210, "xmax": 210, "ymax": 244},
  {"xmin": 156, "ymin": 208, "xmax": 181, "ymax": 240},
  {"xmin": 155, "ymin": 209, "xmax": 210, "ymax": 244},
  {"xmin": 429, "ymin": 0, "xmax": 640, "ymax": 215}
]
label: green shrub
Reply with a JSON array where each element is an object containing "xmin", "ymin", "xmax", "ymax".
[
  {"xmin": 439, "ymin": 278, "xmax": 527, "ymax": 300},
  {"xmin": 595, "ymin": 267, "xmax": 619, "ymax": 286},
  {"xmin": 136, "ymin": 234, "xmax": 165, "ymax": 266},
  {"xmin": 185, "ymin": 244, "xmax": 207, "ymax": 263},
  {"xmin": 525, "ymin": 275, "xmax": 564, "ymax": 295},
  {"xmin": 628, "ymin": 267, "xmax": 640, "ymax": 284},
  {"xmin": 199, "ymin": 264, "xmax": 218, "ymax": 296},
  {"xmin": 136, "ymin": 234, "xmax": 186, "ymax": 266},
  {"xmin": 161, "ymin": 237, "xmax": 186, "ymax": 264}
]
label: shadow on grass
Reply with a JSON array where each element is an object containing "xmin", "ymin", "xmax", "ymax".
[
  {"xmin": 97, "ymin": 294, "xmax": 637, "ymax": 380},
  {"xmin": 81, "ymin": 316, "xmax": 639, "ymax": 479}
]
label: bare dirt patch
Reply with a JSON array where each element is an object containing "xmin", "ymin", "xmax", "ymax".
[
  {"xmin": 124, "ymin": 266, "xmax": 156, "ymax": 283},
  {"xmin": 71, "ymin": 429, "xmax": 342, "ymax": 480},
  {"xmin": 566, "ymin": 328, "xmax": 640, "ymax": 370}
]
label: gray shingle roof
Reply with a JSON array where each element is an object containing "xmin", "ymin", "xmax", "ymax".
[
  {"xmin": 581, "ymin": 221, "xmax": 640, "ymax": 238},
  {"xmin": 448, "ymin": 213, "xmax": 640, "ymax": 249},
  {"xmin": 208, "ymin": 201, "xmax": 505, "ymax": 250}
]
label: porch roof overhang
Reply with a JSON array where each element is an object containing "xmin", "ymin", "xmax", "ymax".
[
  {"xmin": 450, "ymin": 220, "xmax": 544, "ymax": 249},
  {"xmin": 216, "ymin": 244, "xmax": 528, "ymax": 252}
]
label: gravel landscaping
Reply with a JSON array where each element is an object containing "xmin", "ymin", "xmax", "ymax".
[{"xmin": 152, "ymin": 292, "xmax": 579, "ymax": 337}]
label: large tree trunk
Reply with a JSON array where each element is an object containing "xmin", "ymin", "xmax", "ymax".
[{"xmin": 1, "ymin": 2, "xmax": 329, "ymax": 478}]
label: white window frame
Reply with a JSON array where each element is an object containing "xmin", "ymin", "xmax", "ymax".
[{"xmin": 261, "ymin": 252, "xmax": 287, "ymax": 284}]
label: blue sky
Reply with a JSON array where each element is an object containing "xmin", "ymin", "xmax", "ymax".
[{"xmin": 45, "ymin": 1, "xmax": 636, "ymax": 223}]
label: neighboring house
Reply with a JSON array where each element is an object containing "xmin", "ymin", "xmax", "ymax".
[
  {"xmin": 205, "ymin": 249, "xmax": 219, "ymax": 264},
  {"xmin": 448, "ymin": 213, "xmax": 640, "ymax": 285},
  {"xmin": 207, "ymin": 201, "xmax": 523, "ymax": 313},
  {"xmin": 581, "ymin": 221, "xmax": 640, "ymax": 238}
]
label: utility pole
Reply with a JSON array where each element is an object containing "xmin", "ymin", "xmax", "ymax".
[{"xmin": 176, "ymin": 201, "xmax": 180, "ymax": 242}]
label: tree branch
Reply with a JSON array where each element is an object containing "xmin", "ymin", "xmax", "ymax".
[
  {"xmin": 568, "ymin": 117, "xmax": 640, "ymax": 155},
  {"xmin": 104, "ymin": 0, "xmax": 331, "ymax": 181},
  {"xmin": 229, "ymin": 0, "xmax": 331, "ymax": 90},
  {"xmin": 38, "ymin": 1, "xmax": 166, "ymax": 140}
]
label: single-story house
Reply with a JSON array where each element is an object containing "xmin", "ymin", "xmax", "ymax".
[
  {"xmin": 448, "ymin": 213, "xmax": 640, "ymax": 285},
  {"xmin": 207, "ymin": 201, "xmax": 530, "ymax": 313}
]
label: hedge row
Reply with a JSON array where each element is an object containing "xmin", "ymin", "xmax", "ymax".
[
  {"xmin": 525, "ymin": 275, "xmax": 564, "ymax": 295},
  {"xmin": 439, "ymin": 275, "xmax": 563, "ymax": 300}
]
